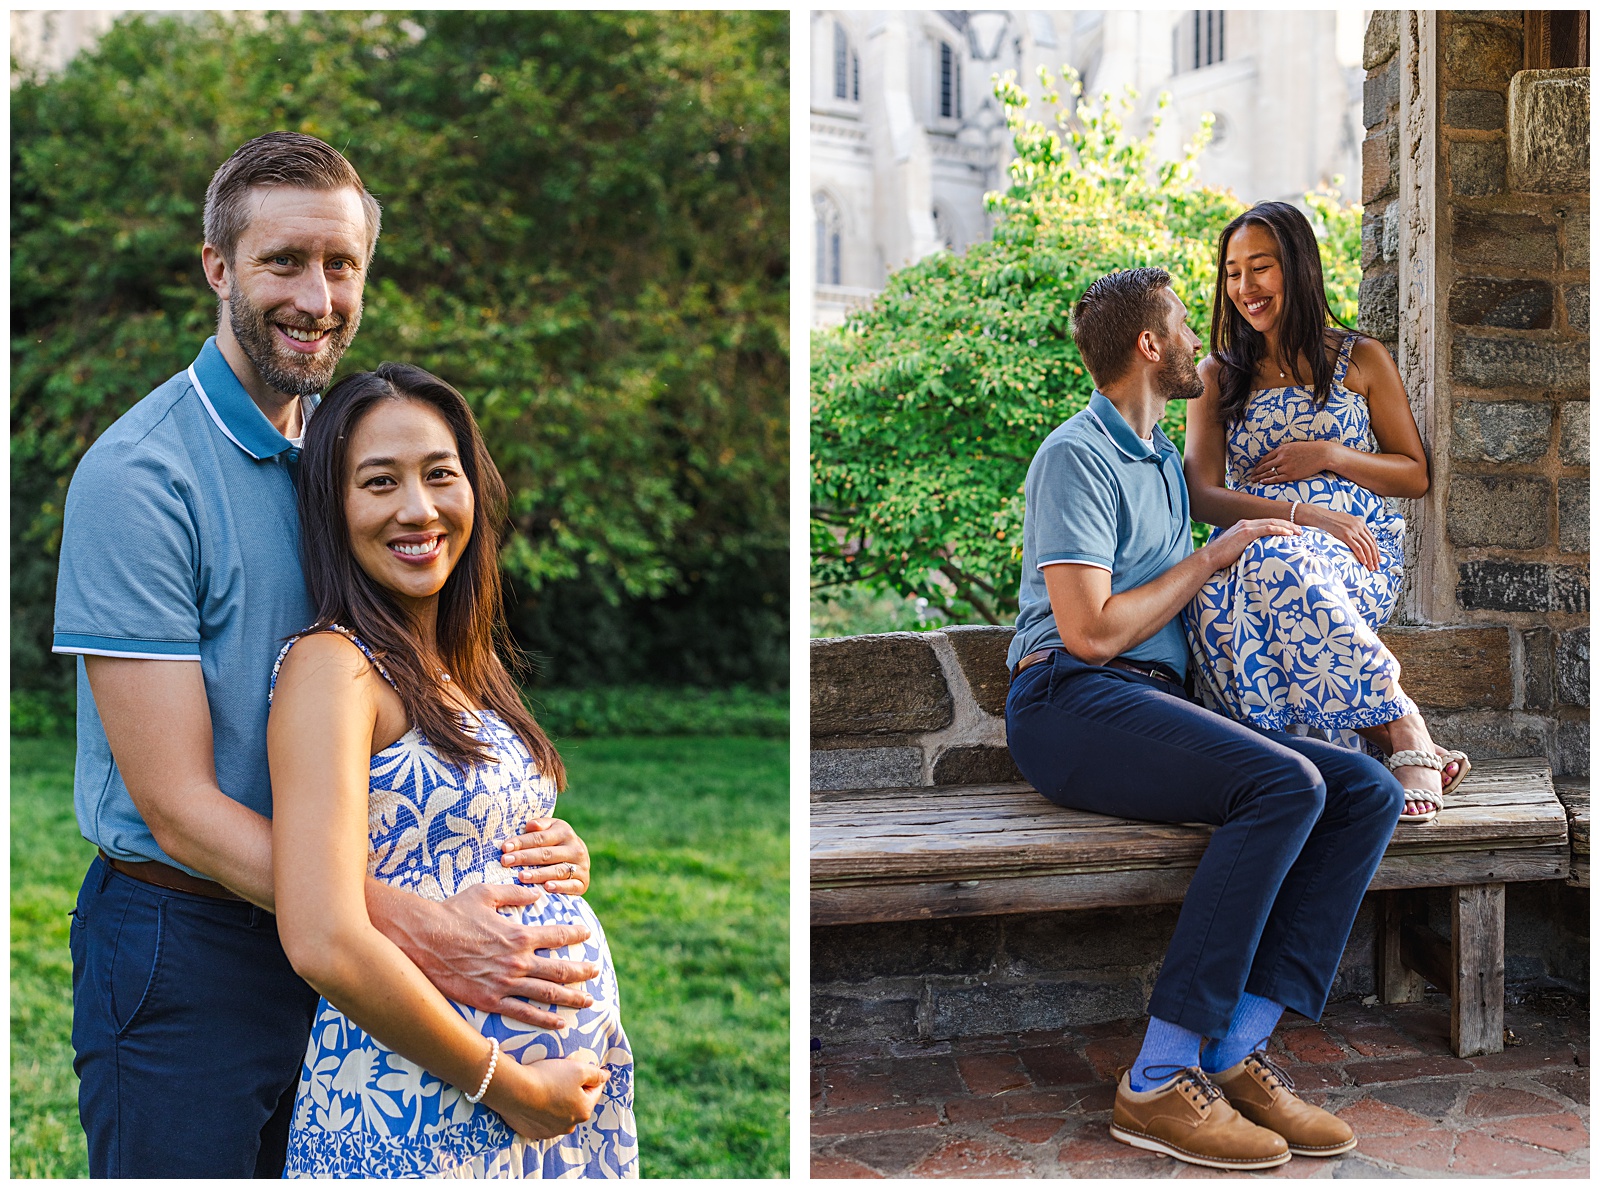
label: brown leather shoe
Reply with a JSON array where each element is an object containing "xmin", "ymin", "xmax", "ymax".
[
  {"xmin": 1110, "ymin": 1065, "xmax": 1291, "ymax": 1170},
  {"xmin": 1211, "ymin": 1050, "xmax": 1357, "ymax": 1157}
]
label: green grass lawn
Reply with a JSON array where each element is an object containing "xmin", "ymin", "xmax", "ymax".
[{"xmin": 10, "ymin": 732, "xmax": 789, "ymax": 1178}]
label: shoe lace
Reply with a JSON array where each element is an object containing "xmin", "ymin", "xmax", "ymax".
[
  {"xmin": 1245, "ymin": 1046, "xmax": 1296, "ymax": 1092},
  {"xmin": 1138, "ymin": 1064, "xmax": 1224, "ymax": 1106}
]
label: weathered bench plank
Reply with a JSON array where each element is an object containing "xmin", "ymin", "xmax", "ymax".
[
  {"xmin": 1555, "ymin": 778, "xmax": 1589, "ymax": 888},
  {"xmin": 812, "ymin": 758, "xmax": 1565, "ymax": 912}
]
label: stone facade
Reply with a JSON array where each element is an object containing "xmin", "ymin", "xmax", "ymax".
[
  {"xmin": 1361, "ymin": 11, "xmax": 1589, "ymax": 777},
  {"xmin": 811, "ymin": 9, "xmax": 1368, "ymax": 325}
]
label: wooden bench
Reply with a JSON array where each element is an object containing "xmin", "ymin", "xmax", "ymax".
[{"xmin": 812, "ymin": 757, "xmax": 1569, "ymax": 1058}]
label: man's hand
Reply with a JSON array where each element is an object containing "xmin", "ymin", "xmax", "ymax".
[
  {"xmin": 499, "ymin": 817, "xmax": 590, "ymax": 896},
  {"xmin": 379, "ymin": 881, "xmax": 600, "ymax": 1030}
]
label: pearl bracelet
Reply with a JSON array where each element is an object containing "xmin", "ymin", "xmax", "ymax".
[
  {"xmin": 466, "ymin": 1037, "xmax": 501, "ymax": 1104},
  {"xmin": 1289, "ymin": 501, "xmax": 1301, "ymax": 525}
]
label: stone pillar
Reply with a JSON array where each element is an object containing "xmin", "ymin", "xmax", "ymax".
[
  {"xmin": 1360, "ymin": 12, "xmax": 1590, "ymax": 775},
  {"xmin": 864, "ymin": 13, "xmax": 941, "ymax": 281}
]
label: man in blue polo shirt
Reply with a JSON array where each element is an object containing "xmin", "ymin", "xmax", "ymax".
[
  {"xmin": 53, "ymin": 132, "xmax": 598, "ymax": 1177},
  {"xmin": 1005, "ymin": 269, "xmax": 1403, "ymax": 1170}
]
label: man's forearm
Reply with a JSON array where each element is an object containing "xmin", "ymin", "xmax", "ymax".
[
  {"xmin": 141, "ymin": 788, "xmax": 277, "ymax": 909},
  {"xmin": 1061, "ymin": 549, "xmax": 1220, "ymax": 665}
]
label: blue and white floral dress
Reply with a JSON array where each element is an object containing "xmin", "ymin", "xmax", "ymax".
[
  {"xmin": 270, "ymin": 627, "xmax": 637, "ymax": 1179},
  {"xmin": 1183, "ymin": 336, "xmax": 1418, "ymax": 742}
]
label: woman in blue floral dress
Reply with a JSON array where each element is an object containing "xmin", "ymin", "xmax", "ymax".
[
  {"xmin": 268, "ymin": 363, "xmax": 637, "ymax": 1177},
  {"xmin": 1183, "ymin": 202, "xmax": 1467, "ymax": 822}
]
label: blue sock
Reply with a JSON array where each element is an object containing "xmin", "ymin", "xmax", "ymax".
[
  {"xmin": 1127, "ymin": 1016, "xmax": 1205, "ymax": 1092},
  {"xmin": 1201, "ymin": 993, "xmax": 1286, "ymax": 1073}
]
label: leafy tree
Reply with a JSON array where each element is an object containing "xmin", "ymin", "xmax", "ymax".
[
  {"xmin": 811, "ymin": 69, "xmax": 1360, "ymax": 626},
  {"xmin": 13, "ymin": 10, "xmax": 789, "ymax": 696}
]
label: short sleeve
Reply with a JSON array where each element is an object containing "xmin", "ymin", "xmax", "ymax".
[
  {"xmin": 53, "ymin": 436, "xmax": 202, "ymax": 659},
  {"xmin": 1028, "ymin": 438, "xmax": 1118, "ymax": 572}
]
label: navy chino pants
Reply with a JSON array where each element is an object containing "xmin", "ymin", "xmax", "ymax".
[
  {"xmin": 70, "ymin": 855, "xmax": 320, "ymax": 1177},
  {"xmin": 1006, "ymin": 649, "xmax": 1404, "ymax": 1038}
]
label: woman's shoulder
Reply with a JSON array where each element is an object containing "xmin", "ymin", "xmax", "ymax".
[
  {"xmin": 1335, "ymin": 333, "xmax": 1399, "ymax": 391},
  {"xmin": 271, "ymin": 627, "xmax": 388, "ymax": 703}
]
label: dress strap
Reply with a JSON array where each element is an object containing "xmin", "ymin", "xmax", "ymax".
[
  {"xmin": 268, "ymin": 624, "xmax": 400, "ymax": 705},
  {"xmin": 1332, "ymin": 333, "xmax": 1359, "ymax": 385}
]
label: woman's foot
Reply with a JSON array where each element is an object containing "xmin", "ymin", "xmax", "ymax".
[{"xmin": 1387, "ymin": 714, "xmax": 1444, "ymax": 819}]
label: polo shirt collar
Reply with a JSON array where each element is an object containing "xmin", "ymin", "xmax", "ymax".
[
  {"xmin": 1087, "ymin": 390, "xmax": 1163, "ymax": 462},
  {"xmin": 187, "ymin": 337, "xmax": 301, "ymax": 459}
]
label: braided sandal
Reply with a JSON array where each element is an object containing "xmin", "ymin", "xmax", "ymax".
[
  {"xmin": 1438, "ymin": 748, "xmax": 1471, "ymax": 797},
  {"xmin": 1387, "ymin": 748, "xmax": 1446, "ymax": 823}
]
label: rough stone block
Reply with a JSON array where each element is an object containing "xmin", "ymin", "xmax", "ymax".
[
  {"xmin": 1451, "ymin": 208, "xmax": 1558, "ymax": 270},
  {"xmin": 1444, "ymin": 88, "xmax": 1507, "ymax": 131},
  {"xmin": 812, "ymin": 988, "xmax": 922, "ymax": 1043},
  {"xmin": 930, "ymin": 745, "xmax": 1022, "ymax": 786},
  {"xmin": 1451, "ymin": 335, "xmax": 1588, "ymax": 392},
  {"xmin": 1448, "ymin": 278, "xmax": 1554, "ymax": 329},
  {"xmin": 1364, "ymin": 57, "xmax": 1400, "ymax": 128},
  {"xmin": 942, "ymin": 624, "xmax": 1015, "ymax": 717},
  {"xmin": 1443, "ymin": 17, "xmax": 1524, "ymax": 89},
  {"xmin": 1552, "ymin": 565, "xmax": 1589, "ymax": 613},
  {"xmin": 812, "ymin": 633, "xmax": 953, "ymax": 736},
  {"xmin": 1457, "ymin": 561, "xmax": 1551, "ymax": 612},
  {"xmin": 1362, "ymin": 129, "xmax": 1395, "ymax": 204},
  {"xmin": 1565, "ymin": 208, "xmax": 1589, "ymax": 268},
  {"xmin": 1521, "ymin": 627, "xmax": 1555, "ymax": 710},
  {"xmin": 1450, "ymin": 138, "xmax": 1507, "ymax": 197},
  {"xmin": 1558, "ymin": 479, "xmax": 1588, "ymax": 554},
  {"xmin": 812, "ymin": 746, "xmax": 923, "ymax": 791},
  {"xmin": 1446, "ymin": 476, "xmax": 1551, "ymax": 548},
  {"xmin": 1555, "ymin": 629, "xmax": 1589, "ymax": 707},
  {"xmin": 1363, "ymin": 10, "xmax": 1400, "ymax": 73},
  {"xmin": 1557, "ymin": 715, "xmax": 1589, "ymax": 778},
  {"xmin": 1001, "ymin": 904, "xmax": 1178, "ymax": 974},
  {"xmin": 1508, "ymin": 69, "xmax": 1590, "ymax": 194},
  {"xmin": 812, "ymin": 918, "xmax": 1004, "ymax": 983},
  {"xmin": 1564, "ymin": 284, "xmax": 1588, "ymax": 334},
  {"xmin": 1559, "ymin": 401, "xmax": 1588, "ymax": 467},
  {"xmin": 926, "ymin": 976, "xmax": 1147, "ymax": 1041},
  {"xmin": 1358, "ymin": 272, "xmax": 1400, "ymax": 342},
  {"xmin": 1450, "ymin": 400, "xmax": 1553, "ymax": 463},
  {"xmin": 1379, "ymin": 626, "xmax": 1513, "ymax": 710},
  {"xmin": 1361, "ymin": 210, "xmax": 1385, "ymax": 269},
  {"xmin": 1426, "ymin": 709, "xmax": 1551, "ymax": 760}
]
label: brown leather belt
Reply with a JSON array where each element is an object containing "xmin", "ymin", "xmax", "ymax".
[
  {"xmin": 99, "ymin": 849, "xmax": 243, "ymax": 902},
  {"xmin": 1012, "ymin": 647, "xmax": 1183, "ymax": 688}
]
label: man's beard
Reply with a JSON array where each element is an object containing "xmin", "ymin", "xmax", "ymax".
[
  {"xmin": 228, "ymin": 285, "xmax": 360, "ymax": 398},
  {"xmin": 1158, "ymin": 342, "xmax": 1205, "ymax": 402}
]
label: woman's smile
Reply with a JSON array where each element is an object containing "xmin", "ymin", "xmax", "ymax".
[{"xmin": 344, "ymin": 397, "xmax": 474, "ymax": 611}]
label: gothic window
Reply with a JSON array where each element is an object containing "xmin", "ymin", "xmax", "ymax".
[
  {"xmin": 833, "ymin": 22, "xmax": 861, "ymax": 101},
  {"xmin": 939, "ymin": 41, "xmax": 963, "ymax": 119},
  {"xmin": 814, "ymin": 192, "xmax": 843, "ymax": 286},
  {"xmin": 1179, "ymin": 11, "xmax": 1225, "ymax": 72}
]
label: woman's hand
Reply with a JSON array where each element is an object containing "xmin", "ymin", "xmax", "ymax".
[
  {"xmin": 501, "ymin": 818, "xmax": 590, "ymax": 895},
  {"xmin": 486, "ymin": 1054, "xmax": 610, "ymax": 1140},
  {"xmin": 1301, "ymin": 506, "xmax": 1383, "ymax": 572},
  {"xmin": 1202, "ymin": 518, "xmax": 1302, "ymax": 572},
  {"xmin": 1247, "ymin": 440, "xmax": 1334, "ymax": 484}
]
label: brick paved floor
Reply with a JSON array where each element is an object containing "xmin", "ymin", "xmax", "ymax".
[{"xmin": 811, "ymin": 988, "xmax": 1588, "ymax": 1178}]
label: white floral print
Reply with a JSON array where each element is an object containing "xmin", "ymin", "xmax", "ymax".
[
  {"xmin": 270, "ymin": 627, "xmax": 637, "ymax": 1178},
  {"xmin": 1184, "ymin": 337, "xmax": 1419, "ymax": 741}
]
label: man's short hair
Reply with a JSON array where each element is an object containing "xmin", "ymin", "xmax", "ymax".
[
  {"xmin": 1070, "ymin": 267, "xmax": 1174, "ymax": 389},
  {"xmin": 203, "ymin": 131, "xmax": 381, "ymax": 265}
]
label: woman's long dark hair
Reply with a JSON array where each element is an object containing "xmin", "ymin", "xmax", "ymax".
[
  {"xmin": 1210, "ymin": 200, "xmax": 1355, "ymax": 425},
  {"xmin": 297, "ymin": 362, "xmax": 565, "ymax": 788}
]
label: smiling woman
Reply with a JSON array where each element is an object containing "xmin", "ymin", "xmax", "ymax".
[{"xmin": 269, "ymin": 362, "xmax": 636, "ymax": 1176}]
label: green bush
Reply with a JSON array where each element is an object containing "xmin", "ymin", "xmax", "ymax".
[
  {"xmin": 12, "ymin": 10, "xmax": 789, "ymax": 697},
  {"xmin": 529, "ymin": 685, "xmax": 788, "ymax": 739},
  {"xmin": 810, "ymin": 69, "xmax": 1360, "ymax": 626}
]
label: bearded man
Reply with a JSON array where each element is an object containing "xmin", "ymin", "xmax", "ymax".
[
  {"xmin": 53, "ymin": 132, "xmax": 597, "ymax": 1178},
  {"xmin": 1003, "ymin": 267, "xmax": 1404, "ymax": 1171}
]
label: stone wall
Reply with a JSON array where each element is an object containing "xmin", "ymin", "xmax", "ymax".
[{"xmin": 1360, "ymin": 12, "xmax": 1589, "ymax": 776}]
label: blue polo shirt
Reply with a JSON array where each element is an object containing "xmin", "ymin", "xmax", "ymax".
[
  {"xmin": 1007, "ymin": 391, "xmax": 1193, "ymax": 677},
  {"xmin": 53, "ymin": 338, "xmax": 313, "ymax": 875}
]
